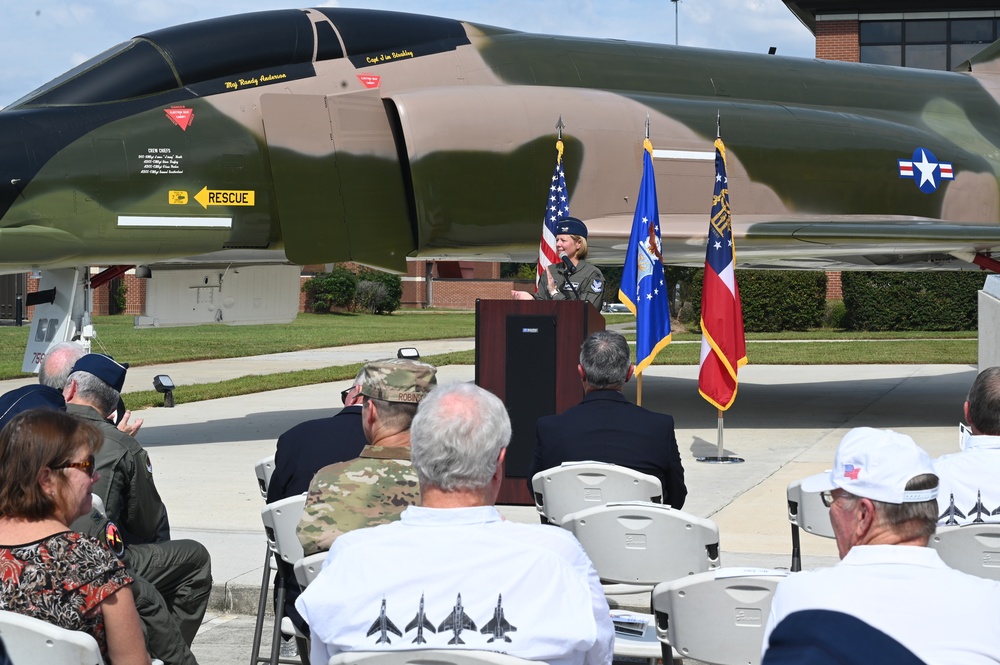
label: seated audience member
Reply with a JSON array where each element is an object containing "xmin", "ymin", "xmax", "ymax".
[
  {"xmin": 297, "ymin": 358, "xmax": 437, "ymax": 555},
  {"xmin": 762, "ymin": 427, "xmax": 1000, "ymax": 663},
  {"xmin": 268, "ymin": 368, "xmax": 368, "ymax": 503},
  {"xmin": 935, "ymin": 366, "xmax": 1000, "ymax": 525},
  {"xmin": 529, "ymin": 330, "xmax": 686, "ymax": 508},
  {"xmin": 268, "ymin": 368, "xmax": 369, "ymax": 654},
  {"xmin": 763, "ymin": 610, "xmax": 926, "ymax": 665},
  {"xmin": 297, "ymin": 382, "xmax": 614, "ymax": 665},
  {"xmin": 0, "ymin": 341, "xmax": 85, "ymax": 429},
  {"xmin": 0, "ymin": 409, "xmax": 150, "ymax": 665},
  {"xmin": 0, "ymin": 341, "xmax": 142, "ymax": 434},
  {"xmin": 65, "ymin": 354, "xmax": 211, "ymax": 664}
]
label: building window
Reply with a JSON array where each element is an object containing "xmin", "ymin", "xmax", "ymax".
[{"xmin": 859, "ymin": 17, "xmax": 996, "ymax": 70}]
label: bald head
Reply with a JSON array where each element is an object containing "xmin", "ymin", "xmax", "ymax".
[{"xmin": 38, "ymin": 342, "xmax": 86, "ymax": 390}]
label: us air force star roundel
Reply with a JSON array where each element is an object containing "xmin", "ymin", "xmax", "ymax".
[{"xmin": 898, "ymin": 148, "xmax": 954, "ymax": 194}]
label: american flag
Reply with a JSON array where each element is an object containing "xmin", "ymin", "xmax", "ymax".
[
  {"xmin": 698, "ymin": 138, "xmax": 747, "ymax": 411},
  {"xmin": 619, "ymin": 138, "xmax": 671, "ymax": 373},
  {"xmin": 537, "ymin": 140, "xmax": 568, "ymax": 291}
]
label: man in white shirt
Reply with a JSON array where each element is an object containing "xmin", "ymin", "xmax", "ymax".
[
  {"xmin": 935, "ymin": 366, "xmax": 1000, "ymax": 525},
  {"xmin": 762, "ymin": 427, "xmax": 1000, "ymax": 665},
  {"xmin": 297, "ymin": 382, "xmax": 614, "ymax": 665}
]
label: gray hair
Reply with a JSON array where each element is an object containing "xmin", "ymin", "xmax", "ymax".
[
  {"xmin": 580, "ymin": 330, "xmax": 630, "ymax": 390},
  {"xmin": 967, "ymin": 367, "xmax": 1000, "ymax": 435},
  {"xmin": 67, "ymin": 371, "xmax": 120, "ymax": 417},
  {"xmin": 39, "ymin": 342, "xmax": 86, "ymax": 389},
  {"xmin": 872, "ymin": 474, "xmax": 940, "ymax": 541},
  {"xmin": 410, "ymin": 383, "xmax": 511, "ymax": 492}
]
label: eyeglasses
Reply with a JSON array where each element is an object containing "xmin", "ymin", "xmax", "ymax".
[
  {"xmin": 820, "ymin": 489, "xmax": 856, "ymax": 508},
  {"xmin": 341, "ymin": 388, "xmax": 352, "ymax": 405},
  {"xmin": 53, "ymin": 454, "xmax": 96, "ymax": 478}
]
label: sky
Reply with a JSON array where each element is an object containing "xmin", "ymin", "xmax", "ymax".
[{"xmin": 0, "ymin": 0, "xmax": 815, "ymax": 107}]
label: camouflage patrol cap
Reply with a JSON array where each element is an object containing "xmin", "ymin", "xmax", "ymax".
[{"xmin": 358, "ymin": 359, "xmax": 437, "ymax": 403}]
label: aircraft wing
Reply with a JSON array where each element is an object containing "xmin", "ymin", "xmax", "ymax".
[
  {"xmin": 405, "ymin": 614, "xmax": 434, "ymax": 633},
  {"xmin": 366, "ymin": 620, "xmax": 379, "ymax": 638},
  {"xmin": 577, "ymin": 215, "xmax": 1000, "ymax": 271},
  {"xmin": 482, "ymin": 616, "xmax": 513, "ymax": 634},
  {"xmin": 439, "ymin": 611, "xmax": 477, "ymax": 633}
]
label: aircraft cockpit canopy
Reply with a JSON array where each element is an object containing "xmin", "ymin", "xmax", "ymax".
[{"xmin": 7, "ymin": 8, "xmax": 469, "ymax": 109}]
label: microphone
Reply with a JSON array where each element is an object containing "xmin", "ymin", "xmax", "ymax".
[{"xmin": 559, "ymin": 253, "xmax": 576, "ymax": 275}]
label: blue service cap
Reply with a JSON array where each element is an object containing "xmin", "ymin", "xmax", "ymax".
[
  {"xmin": 72, "ymin": 354, "xmax": 129, "ymax": 393},
  {"xmin": 0, "ymin": 385, "xmax": 66, "ymax": 431},
  {"xmin": 555, "ymin": 217, "xmax": 588, "ymax": 239}
]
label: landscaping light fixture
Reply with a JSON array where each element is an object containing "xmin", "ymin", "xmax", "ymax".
[
  {"xmin": 397, "ymin": 347, "xmax": 420, "ymax": 360},
  {"xmin": 153, "ymin": 374, "xmax": 175, "ymax": 407}
]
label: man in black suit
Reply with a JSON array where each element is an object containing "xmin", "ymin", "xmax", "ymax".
[
  {"xmin": 267, "ymin": 370, "xmax": 368, "ymax": 503},
  {"xmin": 266, "ymin": 369, "xmax": 368, "ymax": 652},
  {"xmin": 528, "ymin": 330, "xmax": 687, "ymax": 509}
]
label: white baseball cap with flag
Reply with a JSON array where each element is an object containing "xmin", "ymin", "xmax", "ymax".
[{"xmin": 801, "ymin": 427, "xmax": 938, "ymax": 504}]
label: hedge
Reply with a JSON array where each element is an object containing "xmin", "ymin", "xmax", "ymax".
[{"xmin": 841, "ymin": 271, "xmax": 982, "ymax": 331}]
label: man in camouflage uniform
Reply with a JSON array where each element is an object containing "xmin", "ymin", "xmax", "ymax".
[{"xmin": 297, "ymin": 358, "xmax": 437, "ymax": 555}]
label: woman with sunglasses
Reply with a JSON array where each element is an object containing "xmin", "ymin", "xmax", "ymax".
[{"xmin": 0, "ymin": 409, "xmax": 150, "ymax": 664}]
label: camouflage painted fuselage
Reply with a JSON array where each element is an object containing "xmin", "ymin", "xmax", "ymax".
[{"xmin": 4, "ymin": 7, "xmax": 1000, "ymax": 273}]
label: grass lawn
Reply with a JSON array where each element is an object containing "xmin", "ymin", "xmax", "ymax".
[{"xmin": 0, "ymin": 312, "xmax": 478, "ymax": 379}]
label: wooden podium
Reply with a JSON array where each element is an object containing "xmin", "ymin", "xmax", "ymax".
[{"xmin": 475, "ymin": 299, "xmax": 605, "ymax": 505}]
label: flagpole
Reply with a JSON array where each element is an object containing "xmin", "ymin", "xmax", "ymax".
[
  {"xmin": 636, "ymin": 372, "xmax": 643, "ymax": 407},
  {"xmin": 716, "ymin": 408, "xmax": 724, "ymax": 458},
  {"xmin": 695, "ymin": 121, "xmax": 746, "ymax": 465}
]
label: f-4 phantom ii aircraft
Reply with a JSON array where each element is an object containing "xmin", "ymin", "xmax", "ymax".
[{"xmin": 6, "ymin": 6, "xmax": 1000, "ymax": 365}]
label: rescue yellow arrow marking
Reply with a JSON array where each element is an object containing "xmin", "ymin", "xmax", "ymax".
[{"xmin": 194, "ymin": 187, "xmax": 255, "ymax": 209}]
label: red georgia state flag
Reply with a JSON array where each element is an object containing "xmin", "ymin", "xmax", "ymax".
[{"xmin": 698, "ymin": 138, "xmax": 747, "ymax": 411}]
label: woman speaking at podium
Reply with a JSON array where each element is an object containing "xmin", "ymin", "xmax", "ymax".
[{"xmin": 511, "ymin": 217, "xmax": 606, "ymax": 310}]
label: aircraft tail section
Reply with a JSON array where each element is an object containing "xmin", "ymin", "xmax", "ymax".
[{"xmin": 22, "ymin": 269, "xmax": 90, "ymax": 373}]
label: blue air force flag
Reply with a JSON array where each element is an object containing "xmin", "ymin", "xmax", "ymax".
[{"xmin": 619, "ymin": 138, "xmax": 671, "ymax": 373}]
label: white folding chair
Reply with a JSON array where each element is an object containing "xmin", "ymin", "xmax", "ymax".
[
  {"xmin": 252, "ymin": 493, "xmax": 307, "ymax": 665},
  {"xmin": 294, "ymin": 552, "xmax": 327, "ymax": 589},
  {"xmin": 786, "ymin": 478, "xmax": 834, "ymax": 572},
  {"xmin": 328, "ymin": 649, "xmax": 537, "ymax": 665},
  {"xmin": 652, "ymin": 568, "xmax": 788, "ymax": 665},
  {"xmin": 560, "ymin": 501, "xmax": 720, "ymax": 598},
  {"xmin": 256, "ymin": 455, "xmax": 276, "ymax": 500},
  {"xmin": 251, "ymin": 455, "xmax": 301, "ymax": 665},
  {"xmin": 930, "ymin": 523, "xmax": 1000, "ymax": 581},
  {"xmin": 531, "ymin": 461, "xmax": 663, "ymax": 525},
  {"xmin": 0, "ymin": 609, "xmax": 104, "ymax": 665}
]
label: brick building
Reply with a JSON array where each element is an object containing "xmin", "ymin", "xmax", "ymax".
[
  {"xmin": 784, "ymin": 1, "xmax": 1000, "ymax": 67},
  {"xmin": 782, "ymin": 1, "xmax": 1000, "ymax": 298}
]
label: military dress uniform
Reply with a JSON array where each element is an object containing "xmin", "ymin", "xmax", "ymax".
[
  {"xmin": 297, "ymin": 445, "xmax": 419, "ymax": 556},
  {"xmin": 67, "ymin": 403, "xmax": 212, "ymax": 664},
  {"xmin": 536, "ymin": 259, "xmax": 606, "ymax": 310}
]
